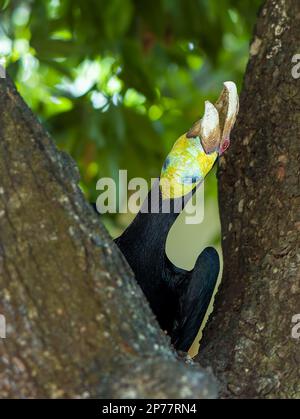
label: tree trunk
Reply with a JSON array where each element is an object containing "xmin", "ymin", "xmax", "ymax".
[
  {"xmin": 0, "ymin": 76, "xmax": 217, "ymax": 398},
  {"xmin": 198, "ymin": 0, "xmax": 300, "ymax": 399}
]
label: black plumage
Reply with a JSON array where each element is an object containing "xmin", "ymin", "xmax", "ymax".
[{"xmin": 114, "ymin": 179, "xmax": 219, "ymax": 352}]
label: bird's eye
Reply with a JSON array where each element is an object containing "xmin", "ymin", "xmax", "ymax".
[
  {"xmin": 162, "ymin": 157, "xmax": 170, "ymax": 171},
  {"xmin": 222, "ymin": 139, "xmax": 230, "ymax": 152}
]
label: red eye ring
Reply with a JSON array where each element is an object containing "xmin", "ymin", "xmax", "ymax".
[{"xmin": 221, "ymin": 138, "xmax": 230, "ymax": 153}]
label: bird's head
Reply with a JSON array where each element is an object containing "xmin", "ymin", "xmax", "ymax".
[{"xmin": 159, "ymin": 81, "xmax": 239, "ymax": 200}]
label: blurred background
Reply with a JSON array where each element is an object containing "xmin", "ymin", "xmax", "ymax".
[{"xmin": 0, "ymin": 0, "xmax": 261, "ymax": 352}]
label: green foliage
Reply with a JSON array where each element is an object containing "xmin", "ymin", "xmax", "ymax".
[{"xmin": 0, "ymin": 0, "xmax": 261, "ymax": 236}]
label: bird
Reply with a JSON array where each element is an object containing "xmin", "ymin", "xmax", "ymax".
[{"xmin": 115, "ymin": 82, "xmax": 239, "ymax": 352}]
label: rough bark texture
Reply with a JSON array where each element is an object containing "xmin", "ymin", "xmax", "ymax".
[
  {"xmin": 198, "ymin": 0, "xmax": 300, "ymax": 399},
  {"xmin": 0, "ymin": 76, "xmax": 217, "ymax": 399}
]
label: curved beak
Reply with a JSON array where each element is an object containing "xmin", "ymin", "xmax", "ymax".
[
  {"xmin": 214, "ymin": 81, "xmax": 239, "ymax": 154},
  {"xmin": 187, "ymin": 101, "xmax": 220, "ymax": 154},
  {"xmin": 186, "ymin": 81, "xmax": 239, "ymax": 155}
]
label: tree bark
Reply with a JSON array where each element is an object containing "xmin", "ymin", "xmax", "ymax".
[
  {"xmin": 0, "ymin": 76, "xmax": 217, "ymax": 398},
  {"xmin": 198, "ymin": 0, "xmax": 300, "ymax": 399}
]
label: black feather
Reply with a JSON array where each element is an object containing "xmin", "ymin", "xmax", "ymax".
[
  {"xmin": 170, "ymin": 247, "xmax": 219, "ymax": 351},
  {"xmin": 94, "ymin": 179, "xmax": 220, "ymax": 351}
]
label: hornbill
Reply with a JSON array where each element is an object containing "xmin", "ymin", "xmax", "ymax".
[{"xmin": 114, "ymin": 82, "xmax": 239, "ymax": 352}]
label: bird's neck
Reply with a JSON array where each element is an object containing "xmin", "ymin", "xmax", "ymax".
[{"xmin": 116, "ymin": 179, "xmax": 194, "ymax": 255}]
